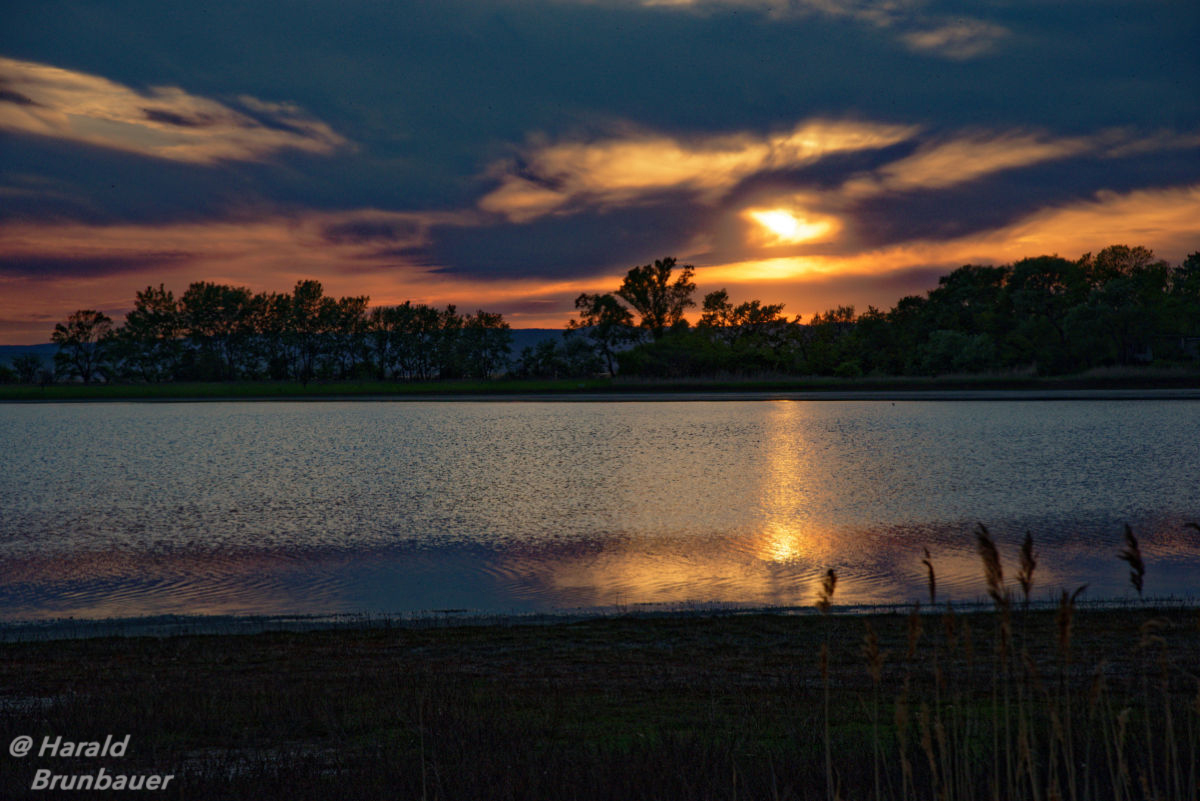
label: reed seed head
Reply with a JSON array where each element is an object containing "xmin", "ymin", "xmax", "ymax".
[
  {"xmin": 1117, "ymin": 524, "xmax": 1145, "ymax": 597},
  {"xmin": 921, "ymin": 547, "xmax": 937, "ymax": 606},
  {"xmin": 1017, "ymin": 530, "xmax": 1037, "ymax": 605},
  {"xmin": 1138, "ymin": 618, "xmax": 1168, "ymax": 652},
  {"xmin": 975, "ymin": 523, "xmax": 1007, "ymax": 607},
  {"xmin": 816, "ymin": 568, "xmax": 837, "ymax": 614},
  {"xmin": 1055, "ymin": 584, "xmax": 1086, "ymax": 656}
]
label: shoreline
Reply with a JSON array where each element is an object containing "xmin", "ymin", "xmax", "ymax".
[
  {"xmin": 5, "ymin": 595, "xmax": 1198, "ymax": 642},
  {"xmin": 2, "ymin": 372, "xmax": 1199, "ymax": 402},
  {"xmin": 4, "ymin": 386, "xmax": 1200, "ymax": 403}
]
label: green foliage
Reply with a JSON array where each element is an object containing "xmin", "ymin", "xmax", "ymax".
[
  {"xmin": 917, "ymin": 330, "xmax": 997, "ymax": 375},
  {"xmin": 833, "ymin": 359, "xmax": 863, "ymax": 378}
]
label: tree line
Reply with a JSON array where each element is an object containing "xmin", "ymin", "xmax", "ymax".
[
  {"xmin": 527, "ymin": 245, "xmax": 1199, "ymax": 379},
  {"xmin": 1, "ymin": 243, "xmax": 1197, "ymax": 385},
  {"xmin": 8, "ymin": 280, "xmax": 512, "ymax": 384}
]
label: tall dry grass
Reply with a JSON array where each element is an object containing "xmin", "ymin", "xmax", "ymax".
[
  {"xmin": 835, "ymin": 522, "xmax": 1199, "ymax": 801},
  {"xmin": 1, "ymin": 523, "xmax": 1196, "ymax": 800}
]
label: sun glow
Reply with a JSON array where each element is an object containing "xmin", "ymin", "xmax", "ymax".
[{"xmin": 745, "ymin": 207, "xmax": 838, "ymax": 245}]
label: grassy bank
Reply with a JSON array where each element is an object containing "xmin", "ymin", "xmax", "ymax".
[
  {"xmin": 1, "ymin": 604, "xmax": 1196, "ymax": 800},
  {"xmin": 1, "ymin": 367, "xmax": 1198, "ymax": 401}
]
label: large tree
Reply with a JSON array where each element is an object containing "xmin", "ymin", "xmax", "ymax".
[
  {"xmin": 456, "ymin": 310, "xmax": 513, "ymax": 378},
  {"xmin": 180, "ymin": 281, "xmax": 258, "ymax": 380},
  {"xmin": 616, "ymin": 257, "xmax": 696, "ymax": 340},
  {"xmin": 52, "ymin": 310, "xmax": 113, "ymax": 383},
  {"xmin": 566, "ymin": 292, "xmax": 636, "ymax": 375},
  {"xmin": 111, "ymin": 284, "xmax": 184, "ymax": 382},
  {"xmin": 698, "ymin": 289, "xmax": 786, "ymax": 343}
]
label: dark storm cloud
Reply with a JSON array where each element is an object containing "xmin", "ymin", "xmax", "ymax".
[
  {"xmin": 0, "ymin": 252, "xmax": 192, "ymax": 279},
  {"xmin": 4, "ymin": 2, "xmax": 1196, "ymax": 205},
  {"xmin": 0, "ymin": 0, "xmax": 1197, "ymax": 336},
  {"xmin": 845, "ymin": 146, "xmax": 1200, "ymax": 251},
  {"xmin": 141, "ymin": 108, "xmax": 212, "ymax": 128},
  {"xmin": 427, "ymin": 199, "xmax": 712, "ymax": 279},
  {"xmin": 0, "ymin": 88, "xmax": 38, "ymax": 106},
  {"xmin": 322, "ymin": 219, "xmax": 423, "ymax": 246}
]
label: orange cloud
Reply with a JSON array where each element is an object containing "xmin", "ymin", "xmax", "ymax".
[
  {"xmin": 4, "ymin": 183, "xmax": 1196, "ymax": 343},
  {"xmin": 0, "ymin": 57, "xmax": 346, "ymax": 164},
  {"xmin": 0, "ymin": 209, "xmax": 622, "ymax": 342},
  {"xmin": 479, "ymin": 118, "xmax": 918, "ymax": 221},
  {"xmin": 697, "ymin": 183, "xmax": 1200, "ymax": 318},
  {"xmin": 843, "ymin": 132, "xmax": 1094, "ymax": 197}
]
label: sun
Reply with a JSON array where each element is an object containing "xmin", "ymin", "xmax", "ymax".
[{"xmin": 745, "ymin": 208, "xmax": 838, "ymax": 245}]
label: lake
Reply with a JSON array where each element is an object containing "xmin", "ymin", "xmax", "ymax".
[{"xmin": 1, "ymin": 398, "xmax": 1198, "ymax": 622}]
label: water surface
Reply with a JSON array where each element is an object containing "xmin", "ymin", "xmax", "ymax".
[{"xmin": 1, "ymin": 400, "xmax": 1197, "ymax": 620}]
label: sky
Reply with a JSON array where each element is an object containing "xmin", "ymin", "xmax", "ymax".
[{"xmin": 1, "ymin": 0, "xmax": 1198, "ymax": 344}]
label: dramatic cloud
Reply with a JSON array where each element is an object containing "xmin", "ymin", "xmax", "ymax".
[
  {"xmin": 842, "ymin": 132, "xmax": 1094, "ymax": 197},
  {"xmin": 0, "ymin": 208, "xmax": 607, "ymax": 341},
  {"xmin": 899, "ymin": 19, "xmax": 1009, "ymax": 60},
  {"xmin": 0, "ymin": 57, "xmax": 347, "ymax": 164},
  {"xmin": 4, "ymin": 181, "xmax": 1195, "ymax": 345},
  {"xmin": 0, "ymin": 0, "xmax": 1197, "ymax": 343},
  {"xmin": 480, "ymin": 119, "xmax": 918, "ymax": 221},
  {"xmin": 698, "ymin": 183, "xmax": 1200, "ymax": 319},
  {"xmin": 558, "ymin": 0, "xmax": 1010, "ymax": 59}
]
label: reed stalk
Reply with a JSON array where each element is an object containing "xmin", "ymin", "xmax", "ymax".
[{"xmin": 817, "ymin": 567, "xmax": 837, "ymax": 801}]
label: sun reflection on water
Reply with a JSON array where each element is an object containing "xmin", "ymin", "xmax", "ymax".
[{"xmin": 2, "ymin": 400, "xmax": 1199, "ymax": 620}]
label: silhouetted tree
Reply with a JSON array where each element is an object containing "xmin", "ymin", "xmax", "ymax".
[
  {"xmin": 109, "ymin": 284, "xmax": 184, "ymax": 381},
  {"xmin": 616, "ymin": 257, "xmax": 696, "ymax": 340},
  {"xmin": 566, "ymin": 292, "xmax": 636, "ymax": 374},
  {"xmin": 1071, "ymin": 250, "xmax": 1171, "ymax": 365},
  {"xmin": 456, "ymin": 310, "xmax": 513, "ymax": 378},
  {"xmin": 699, "ymin": 289, "xmax": 786, "ymax": 342},
  {"xmin": 1005, "ymin": 256, "xmax": 1087, "ymax": 372},
  {"xmin": 1168, "ymin": 252, "xmax": 1200, "ymax": 350},
  {"xmin": 1080, "ymin": 245, "xmax": 1161, "ymax": 287},
  {"xmin": 325, "ymin": 295, "xmax": 370, "ymax": 379},
  {"xmin": 52, "ymin": 310, "xmax": 113, "ymax": 383},
  {"xmin": 288, "ymin": 280, "xmax": 328, "ymax": 385},
  {"xmin": 180, "ymin": 282, "xmax": 258, "ymax": 380},
  {"xmin": 11, "ymin": 352, "xmax": 43, "ymax": 384}
]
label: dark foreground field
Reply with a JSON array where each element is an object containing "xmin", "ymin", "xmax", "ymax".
[{"xmin": 1, "ymin": 606, "xmax": 1197, "ymax": 800}]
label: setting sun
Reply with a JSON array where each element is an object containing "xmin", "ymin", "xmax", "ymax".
[{"xmin": 745, "ymin": 207, "xmax": 839, "ymax": 245}]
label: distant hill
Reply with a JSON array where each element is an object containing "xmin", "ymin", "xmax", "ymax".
[
  {"xmin": 0, "ymin": 343, "xmax": 56, "ymax": 367},
  {"xmin": 508, "ymin": 328, "xmax": 565, "ymax": 354}
]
